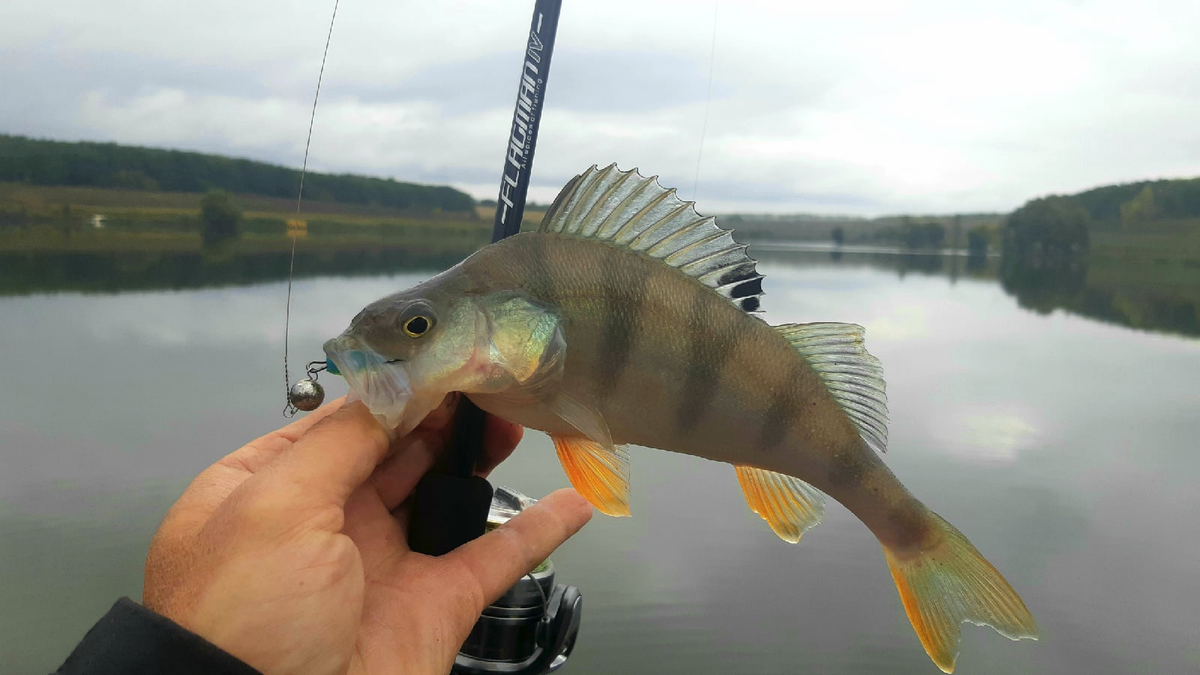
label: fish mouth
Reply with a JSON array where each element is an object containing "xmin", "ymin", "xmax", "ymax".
[{"xmin": 323, "ymin": 337, "xmax": 413, "ymax": 430}]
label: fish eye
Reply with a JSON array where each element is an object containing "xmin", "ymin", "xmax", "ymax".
[
  {"xmin": 403, "ymin": 315, "xmax": 431, "ymax": 338},
  {"xmin": 394, "ymin": 300, "xmax": 437, "ymax": 339}
]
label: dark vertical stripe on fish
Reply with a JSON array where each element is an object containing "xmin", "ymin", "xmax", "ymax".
[
  {"xmin": 760, "ymin": 361, "xmax": 802, "ymax": 450},
  {"xmin": 677, "ymin": 286, "xmax": 738, "ymax": 433},
  {"xmin": 594, "ymin": 251, "xmax": 648, "ymax": 397},
  {"xmin": 826, "ymin": 447, "xmax": 867, "ymax": 488},
  {"xmin": 526, "ymin": 234, "xmax": 557, "ymax": 307}
]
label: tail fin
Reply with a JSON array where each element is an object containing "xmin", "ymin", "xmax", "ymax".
[{"xmin": 883, "ymin": 513, "xmax": 1038, "ymax": 673}]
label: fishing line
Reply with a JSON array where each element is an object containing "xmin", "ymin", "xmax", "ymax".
[
  {"xmin": 692, "ymin": 0, "xmax": 718, "ymax": 200},
  {"xmin": 283, "ymin": 0, "xmax": 341, "ymax": 417}
]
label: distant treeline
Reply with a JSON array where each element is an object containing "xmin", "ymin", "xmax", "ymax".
[
  {"xmin": 1074, "ymin": 178, "xmax": 1200, "ymax": 222},
  {"xmin": 1000, "ymin": 176, "xmax": 1200, "ymax": 264},
  {"xmin": 727, "ymin": 176, "xmax": 1200, "ymax": 257},
  {"xmin": 726, "ymin": 211, "xmax": 1005, "ymax": 250},
  {"xmin": 0, "ymin": 134, "xmax": 476, "ymax": 213}
]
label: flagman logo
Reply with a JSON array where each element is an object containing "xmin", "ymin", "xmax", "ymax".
[{"xmin": 498, "ymin": 21, "xmax": 547, "ymax": 229}]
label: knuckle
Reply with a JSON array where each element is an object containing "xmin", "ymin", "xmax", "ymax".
[
  {"xmin": 497, "ymin": 522, "xmax": 539, "ymax": 564},
  {"xmin": 234, "ymin": 484, "xmax": 285, "ymax": 523},
  {"xmin": 510, "ymin": 503, "xmax": 565, "ymax": 553},
  {"xmin": 229, "ymin": 478, "xmax": 343, "ymax": 537},
  {"xmin": 446, "ymin": 555, "xmax": 489, "ymax": 614},
  {"xmin": 223, "ymin": 482, "xmax": 294, "ymax": 535}
]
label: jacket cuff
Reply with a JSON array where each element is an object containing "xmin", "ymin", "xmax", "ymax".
[{"xmin": 54, "ymin": 597, "xmax": 261, "ymax": 675}]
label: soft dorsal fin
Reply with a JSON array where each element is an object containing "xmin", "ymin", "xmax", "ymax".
[
  {"xmin": 735, "ymin": 465, "xmax": 826, "ymax": 543},
  {"xmin": 540, "ymin": 164, "xmax": 765, "ymax": 313},
  {"xmin": 777, "ymin": 322, "xmax": 889, "ymax": 454}
]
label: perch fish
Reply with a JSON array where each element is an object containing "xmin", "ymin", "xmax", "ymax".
[{"xmin": 323, "ymin": 164, "xmax": 1038, "ymax": 672}]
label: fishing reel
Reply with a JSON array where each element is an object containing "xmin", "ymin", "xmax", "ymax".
[
  {"xmin": 452, "ymin": 486, "xmax": 583, "ymax": 675},
  {"xmin": 406, "ymin": 463, "xmax": 584, "ymax": 675}
]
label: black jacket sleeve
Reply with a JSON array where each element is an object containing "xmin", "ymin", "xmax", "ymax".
[{"xmin": 53, "ymin": 597, "xmax": 261, "ymax": 675}]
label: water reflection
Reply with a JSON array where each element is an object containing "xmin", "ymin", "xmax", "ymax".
[
  {"xmin": 1001, "ymin": 253, "xmax": 1200, "ymax": 337},
  {"xmin": 5, "ymin": 239, "xmax": 1198, "ymax": 339},
  {"xmin": 4, "ymin": 244, "xmax": 1200, "ymax": 674},
  {"xmin": 750, "ymin": 241, "xmax": 1200, "ymax": 339},
  {"xmin": 751, "ymin": 241, "xmax": 1001, "ymax": 280},
  {"xmin": 0, "ymin": 247, "xmax": 470, "ymax": 296},
  {"xmin": 999, "ymin": 255, "xmax": 1089, "ymax": 314}
]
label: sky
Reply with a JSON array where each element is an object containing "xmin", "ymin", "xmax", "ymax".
[{"xmin": 3, "ymin": 0, "xmax": 1200, "ymax": 216}]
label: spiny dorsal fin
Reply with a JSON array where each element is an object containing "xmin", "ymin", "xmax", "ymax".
[
  {"xmin": 777, "ymin": 322, "xmax": 889, "ymax": 454},
  {"xmin": 735, "ymin": 465, "xmax": 826, "ymax": 543},
  {"xmin": 540, "ymin": 164, "xmax": 765, "ymax": 313}
]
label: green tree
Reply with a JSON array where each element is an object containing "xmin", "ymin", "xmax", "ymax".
[
  {"xmin": 1003, "ymin": 195, "xmax": 1090, "ymax": 264},
  {"xmin": 200, "ymin": 190, "xmax": 242, "ymax": 245},
  {"xmin": 0, "ymin": 134, "xmax": 477, "ymax": 214},
  {"xmin": 831, "ymin": 226, "xmax": 845, "ymax": 246},
  {"xmin": 1119, "ymin": 185, "xmax": 1157, "ymax": 226}
]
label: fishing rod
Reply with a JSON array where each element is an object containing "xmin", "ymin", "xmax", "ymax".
[{"xmin": 400, "ymin": 2, "xmax": 580, "ymax": 673}]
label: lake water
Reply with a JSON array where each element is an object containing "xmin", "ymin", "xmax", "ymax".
[{"xmin": 2, "ymin": 244, "xmax": 1199, "ymax": 674}]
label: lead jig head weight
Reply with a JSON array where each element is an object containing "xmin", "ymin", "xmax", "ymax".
[
  {"xmin": 285, "ymin": 360, "xmax": 329, "ymax": 416},
  {"xmin": 288, "ymin": 378, "xmax": 325, "ymax": 412}
]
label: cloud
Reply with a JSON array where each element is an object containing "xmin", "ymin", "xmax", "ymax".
[
  {"xmin": 3, "ymin": 0, "xmax": 1199, "ymax": 215},
  {"xmin": 936, "ymin": 411, "xmax": 1042, "ymax": 464}
]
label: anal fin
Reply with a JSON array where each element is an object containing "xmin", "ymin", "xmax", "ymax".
[
  {"xmin": 735, "ymin": 466, "xmax": 826, "ymax": 543},
  {"xmin": 552, "ymin": 435, "xmax": 631, "ymax": 517}
]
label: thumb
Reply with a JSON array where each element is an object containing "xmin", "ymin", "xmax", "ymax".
[{"xmin": 443, "ymin": 489, "xmax": 593, "ymax": 611}]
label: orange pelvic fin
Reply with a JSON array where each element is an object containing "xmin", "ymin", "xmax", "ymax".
[
  {"xmin": 883, "ymin": 513, "xmax": 1038, "ymax": 672},
  {"xmin": 735, "ymin": 465, "xmax": 826, "ymax": 543},
  {"xmin": 551, "ymin": 434, "xmax": 631, "ymax": 517}
]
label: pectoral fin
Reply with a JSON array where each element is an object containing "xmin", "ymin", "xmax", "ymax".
[
  {"xmin": 549, "ymin": 394, "xmax": 630, "ymax": 516},
  {"xmin": 735, "ymin": 465, "xmax": 826, "ymax": 543}
]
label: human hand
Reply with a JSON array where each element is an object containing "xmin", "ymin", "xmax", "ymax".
[{"xmin": 142, "ymin": 395, "xmax": 593, "ymax": 675}]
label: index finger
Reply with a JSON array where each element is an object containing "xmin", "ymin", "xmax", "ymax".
[
  {"xmin": 260, "ymin": 400, "xmax": 392, "ymax": 506},
  {"xmin": 444, "ymin": 489, "xmax": 593, "ymax": 610}
]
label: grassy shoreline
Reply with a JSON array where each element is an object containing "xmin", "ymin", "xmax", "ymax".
[
  {"xmin": 0, "ymin": 181, "xmax": 502, "ymax": 255},
  {"xmin": 0, "ymin": 183, "xmax": 562, "ymax": 257}
]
